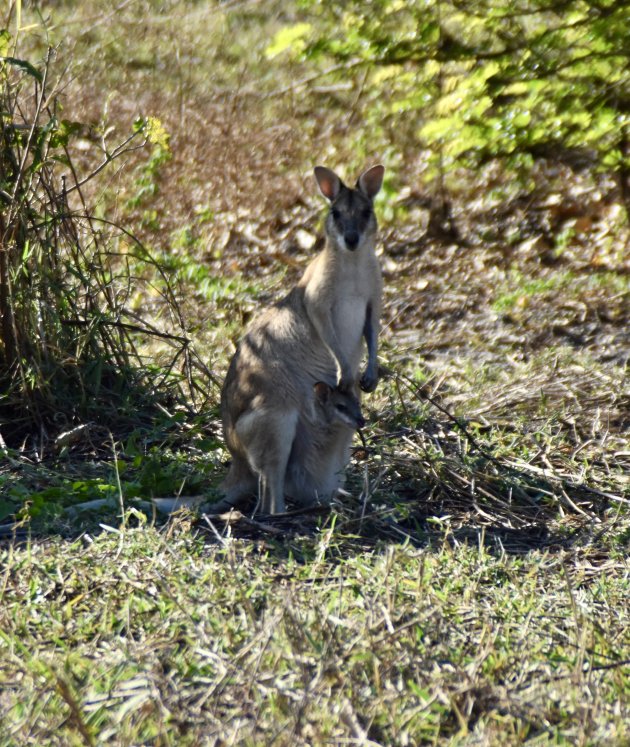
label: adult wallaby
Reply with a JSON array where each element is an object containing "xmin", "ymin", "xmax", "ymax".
[{"xmin": 220, "ymin": 164, "xmax": 384, "ymax": 514}]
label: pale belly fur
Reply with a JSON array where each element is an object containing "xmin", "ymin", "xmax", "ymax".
[{"xmin": 333, "ymin": 295, "xmax": 366, "ymax": 372}]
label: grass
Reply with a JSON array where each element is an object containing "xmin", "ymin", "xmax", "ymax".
[
  {"xmin": 1, "ymin": 1, "xmax": 629, "ymax": 744},
  {"xmin": 1, "ymin": 523, "xmax": 627, "ymax": 746}
]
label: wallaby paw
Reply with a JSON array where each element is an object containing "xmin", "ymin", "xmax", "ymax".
[{"xmin": 360, "ymin": 372, "xmax": 378, "ymax": 393}]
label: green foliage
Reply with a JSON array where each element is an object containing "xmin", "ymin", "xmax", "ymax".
[
  {"xmin": 265, "ymin": 22, "xmax": 313, "ymax": 59},
  {"xmin": 290, "ymin": 0, "xmax": 630, "ymax": 187},
  {"xmin": 127, "ymin": 116, "xmax": 172, "ymax": 211},
  {"xmin": 0, "ymin": 34, "xmax": 199, "ymax": 448}
]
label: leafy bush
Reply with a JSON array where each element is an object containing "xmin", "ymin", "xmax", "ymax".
[
  {"xmin": 276, "ymin": 0, "xmax": 629, "ymax": 217},
  {"xmin": 0, "ymin": 34, "xmax": 196, "ymax": 449}
]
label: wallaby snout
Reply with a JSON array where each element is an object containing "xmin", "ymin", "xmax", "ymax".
[
  {"xmin": 348, "ymin": 408, "xmax": 366, "ymax": 430},
  {"xmin": 344, "ymin": 230, "xmax": 359, "ymax": 250}
]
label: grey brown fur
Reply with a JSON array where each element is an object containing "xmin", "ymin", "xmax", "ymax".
[{"xmin": 220, "ymin": 164, "xmax": 384, "ymax": 514}]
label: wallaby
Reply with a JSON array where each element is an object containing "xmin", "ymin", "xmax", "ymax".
[
  {"xmin": 220, "ymin": 381, "xmax": 365, "ymax": 511},
  {"xmin": 285, "ymin": 381, "xmax": 365, "ymax": 508},
  {"xmin": 220, "ymin": 164, "xmax": 384, "ymax": 514}
]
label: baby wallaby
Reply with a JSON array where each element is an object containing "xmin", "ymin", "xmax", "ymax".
[
  {"xmin": 220, "ymin": 164, "xmax": 384, "ymax": 514},
  {"xmin": 284, "ymin": 382, "xmax": 365, "ymax": 508},
  {"xmin": 219, "ymin": 381, "xmax": 364, "ymax": 513},
  {"xmin": 313, "ymin": 381, "xmax": 365, "ymax": 431}
]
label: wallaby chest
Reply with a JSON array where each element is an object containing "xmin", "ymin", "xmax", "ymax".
[
  {"xmin": 333, "ymin": 250, "xmax": 377, "ymax": 319},
  {"xmin": 331, "ymin": 282, "xmax": 368, "ymax": 340}
]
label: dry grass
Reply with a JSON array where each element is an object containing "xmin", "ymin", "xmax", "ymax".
[{"xmin": 1, "ymin": 523, "xmax": 627, "ymax": 746}]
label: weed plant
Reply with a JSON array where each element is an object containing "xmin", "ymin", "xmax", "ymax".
[{"xmin": 0, "ymin": 39, "xmax": 205, "ymax": 452}]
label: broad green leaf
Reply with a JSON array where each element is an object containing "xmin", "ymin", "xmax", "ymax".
[{"xmin": 2, "ymin": 55, "xmax": 42, "ymax": 81}]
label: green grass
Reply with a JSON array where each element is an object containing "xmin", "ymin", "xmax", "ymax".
[
  {"xmin": 491, "ymin": 270, "xmax": 629, "ymax": 314},
  {"xmin": 491, "ymin": 274, "xmax": 574, "ymax": 313},
  {"xmin": 0, "ymin": 524, "xmax": 627, "ymax": 745}
]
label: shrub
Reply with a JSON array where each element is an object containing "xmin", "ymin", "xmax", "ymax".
[{"xmin": 0, "ymin": 36, "xmax": 194, "ymax": 449}]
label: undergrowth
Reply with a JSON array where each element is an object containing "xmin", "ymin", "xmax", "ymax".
[{"xmin": 0, "ymin": 35, "xmax": 211, "ymax": 453}]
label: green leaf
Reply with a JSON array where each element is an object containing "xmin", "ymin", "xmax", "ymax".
[
  {"xmin": 0, "ymin": 29, "xmax": 11, "ymax": 57},
  {"xmin": 49, "ymin": 119, "xmax": 82, "ymax": 149},
  {"xmin": 1, "ymin": 56, "xmax": 43, "ymax": 82}
]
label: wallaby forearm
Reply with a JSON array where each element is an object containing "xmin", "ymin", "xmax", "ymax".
[{"xmin": 360, "ymin": 300, "xmax": 380, "ymax": 392}]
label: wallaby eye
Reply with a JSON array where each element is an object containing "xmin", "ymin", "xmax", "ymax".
[
  {"xmin": 331, "ymin": 207, "xmax": 341, "ymax": 221},
  {"xmin": 362, "ymin": 207, "xmax": 372, "ymax": 220}
]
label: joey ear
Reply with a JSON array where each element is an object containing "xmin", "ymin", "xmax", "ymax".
[
  {"xmin": 313, "ymin": 381, "xmax": 332, "ymax": 403},
  {"xmin": 314, "ymin": 166, "xmax": 342, "ymax": 201},
  {"xmin": 357, "ymin": 164, "xmax": 385, "ymax": 200}
]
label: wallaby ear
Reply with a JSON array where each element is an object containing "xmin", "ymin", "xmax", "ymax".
[
  {"xmin": 357, "ymin": 164, "xmax": 385, "ymax": 200},
  {"xmin": 314, "ymin": 167, "xmax": 342, "ymax": 201},
  {"xmin": 313, "ymin": 381, "xmax": 332, "ymax": 403}
]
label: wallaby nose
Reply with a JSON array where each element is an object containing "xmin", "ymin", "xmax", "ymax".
[
  {"xmin": 356, "ymin": 414, "xmax": 366, "ymax": 429},
  {"xmin": 344, "ymin": 231, "xmax": 359, "ymax": 249}
]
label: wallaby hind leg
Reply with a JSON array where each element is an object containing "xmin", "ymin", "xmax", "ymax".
[
  {"xmin": 235, "ymin": 408, "xmax": 298, "ymax": 515},
  {"xmin": 214, "ymin": 455, "xmax": 258, "ymax": 512}
]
